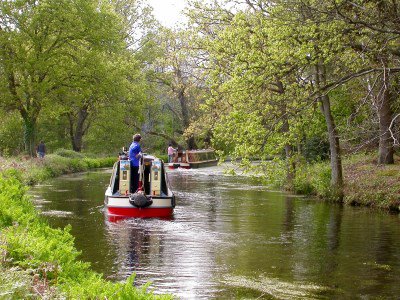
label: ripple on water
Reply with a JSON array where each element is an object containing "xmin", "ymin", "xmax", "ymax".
[
  {"xmin": 31, "ymin": 199, "xmax": 51, "ymax": 204},
  {"xmin": 40, "ymin": 210, "xmax": 74, "ymax": 217},
  {"xmin": 222, "ymin": 274, "xmax": 330, "ymax": 300},
  {"xmin": 32, "ymin": 184, "xmax": 53, "ymax": 188},
  {"xmin": 65, "ymin": 198, "xmax": 88, "ymax": 202}
]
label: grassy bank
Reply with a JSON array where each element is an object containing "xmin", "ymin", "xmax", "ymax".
[
  {"xmin": 292, "ymin": 153, "xmax": 400, "ymax": 212},
  {"xmin": 0, "ymin": 149, "xmax": 116, "ymax": 186},
  {"xmin": 0, "ymin": 150, "xmax": 173, "ymax": 299}
]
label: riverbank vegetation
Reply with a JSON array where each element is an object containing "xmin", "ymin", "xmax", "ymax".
[
  {"xmin": 0, "ymin": 149, "xmax": 115, "ymax": 186},
  {"xmin": 0, "ymin": 172, "xmax": 172, "ymax": 299},
  {"xmin": 292, "ymin": 153, "xmax": 400, "ymax": 211},
  {"xmin": 1, "ymin": 1, "xmax": 400, "ymax": 209}
]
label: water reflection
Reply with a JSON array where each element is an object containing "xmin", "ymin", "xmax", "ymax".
[{"xmin": 29, "ymin": 166, "xmax": 400, "ymax": 299}]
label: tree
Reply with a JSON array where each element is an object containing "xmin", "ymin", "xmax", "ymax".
[
  {"xmin": 186, "ymin": 0, "xmax": 351, "ymax": 195},
  {"xmin": 0, "ymin": 0, "xmax": 126, "ymax": 155},
  {"xmin": 329, "ymin": 0, "xmax": 400, "ymax": 164},
  {"xmin": 151, "ymin": 28, "xmax": 208, "ymax": 150}
]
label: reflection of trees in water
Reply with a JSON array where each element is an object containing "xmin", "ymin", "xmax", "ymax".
[
  {"xmin": 126, "ymin": 226, "xmax": 150, "ymax": 269},
  {"xmin": 283, "ymin": 197, "xmax": 295, "ymax": 233},
  {"xmin": 363, "ymin": 220, "xmax": 397, "ymax": 295},
  {"xmin": 106, "ymin": 220, "xmax": 164, "ymax": 281},
  {"xmin": 205, "ymin": 177, "xmax": 219, "ymax": 225},
  {"xmin": 327, "ymin": 205, "xmax": 343, "ymax": 252}
]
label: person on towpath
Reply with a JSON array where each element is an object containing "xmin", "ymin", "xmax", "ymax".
[{"xmin": 36, "ymin": 141, "xmax": 46, "ymax": 159}]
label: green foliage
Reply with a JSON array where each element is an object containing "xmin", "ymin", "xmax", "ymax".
[
  {"xmin": 0, "ymin": 111, "xmax": 24, "ymax": 156},
  {"xmin": 156, "ymin": 154, "xmax": 168, "ymax": 163},
  {"xmin": 186, "ymin": 0, "xmax": 400, "ymax": 197},
  {"xmin": 302, "ymin": 136, "xmax": 330, "ymax": 162},
  {"xmin": 0, "ymin": 175, "xmax": 32, "ymax": 228},
  {"xmin": 293, "ymin": 161, "xmax": 332, "ymax": 198},
  {"xmin": 0, "ymin": 0, "xmax": 153, "ymax": 156},
  {"xmin": 54, "ymin": 149, "xmax": 85, "ymax": 159},
  {"xmin": 15, "ymin": 153, "xmax": 115, "ymax": 185}
]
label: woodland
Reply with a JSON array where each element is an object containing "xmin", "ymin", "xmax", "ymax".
[{"xmin": 1, "ymin": 0, "xmax": 400, "ymax": 202}]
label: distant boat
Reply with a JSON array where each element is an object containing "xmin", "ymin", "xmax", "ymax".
[
  {"xmin": 105, "ymin": 153, "xmax": 175, "ymax": 220},
  {"xmin": 166, "ymin": 149, "xmax": 218, "ymax": 169}
]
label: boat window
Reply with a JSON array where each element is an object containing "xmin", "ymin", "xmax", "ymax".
[
  {"xmin": 188, "ymin": 152, "xmax": 195, "ymax": 162},
  {"xmin": 161, "ymin": 163, "xmax": 168, "ymax": 195},
  {"xmin": 144, "ymin": 164, "xmax": 151, "ymax": 195},
  {"xmin": 200, "ymin": 152, "xmax": 209, "ymax": 161},
  {"xmin": 112, "ymin": 162, "xmax": 120, "ymax": 194}
]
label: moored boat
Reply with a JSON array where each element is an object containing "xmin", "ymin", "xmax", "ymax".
[
  {"xmin": 166, "ymin": 149, "xmax": 218, "ymax": 169},
  {"xmin": 105, "ymin": 152, "xmax": 175, "ymax": 220}
]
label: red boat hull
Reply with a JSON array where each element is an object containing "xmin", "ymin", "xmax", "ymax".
[
  {"xmin": 107, "ymin": 206, "xmax": 173, "ymax": 219},
  {"xmin": 168, "ymin": 165, "xmax": 191, "ymax": 169}
]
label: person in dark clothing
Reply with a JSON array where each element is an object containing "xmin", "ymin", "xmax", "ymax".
[
  {"xmin": 36, "ymin": 141, "xmax": 46, "ymax": 158},
  {"xmin": 129, "ymin": 134, "xmax": 142, "ymax": 193}
]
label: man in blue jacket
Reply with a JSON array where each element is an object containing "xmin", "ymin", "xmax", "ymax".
[{"xmin": 129, "ymin": 133, "xmax": 142, "ymax": 193}]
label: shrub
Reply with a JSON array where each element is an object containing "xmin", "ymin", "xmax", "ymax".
[
  {"xmin": 17, "ymin": 154, "xmax": 116, "ymax": 185},
  {"xmin": 53, "ymin": 149, "xmax": 85, "ymax": 159},
  {"xmin": 302, "ymin": 135, "xmax": 330, "ymax": 162},
  {"xmin": 293, "ymin": 161, "xmax": 332, "ymax": 198},
  {"xmin": 157, "ymin": 154, "xmax": 168, "ymax": 163},
  {"xmin": 83, "ymin": 158, "xmax": 100, "ymax": 168}
]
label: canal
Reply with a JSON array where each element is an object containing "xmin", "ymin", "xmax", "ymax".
[{"xmin": 29, "ymin": 165, "xmax": 400, "ymax": 299}]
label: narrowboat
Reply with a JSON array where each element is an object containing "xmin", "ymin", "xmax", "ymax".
[
  {"xmin": 104, "ymin": 153, "xmax": 175, "ymax": 220},
  {"xmin": 166, "ymin": 149, "xmax": 218, "ymax": 169}
]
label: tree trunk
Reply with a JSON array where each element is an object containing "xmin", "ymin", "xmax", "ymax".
[
  {"xmin": 8, "ymin": 72, "xmax": 39, "ymax": 157},
  {"xmin": 377, "ymin": 70, "xmax": 394, "ymax": 164},
  {"xmin": 68, "ymin": 108, "xmax": 89, "ymax": 152},
  {"xmin": 315, "ymin": 64, "xmax": 344, "ymax": 199},
  {"xmin": 22, "ymin": 117, "xmax": 37, "ymax": 157}
]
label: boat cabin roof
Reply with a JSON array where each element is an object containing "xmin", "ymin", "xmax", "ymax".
[
  {"xmin": 185, "ymin": 149, "xmax": 215, "ymax": 153},
  {"xmin": 143, "ymin": 154, "xmax": 156, "ymax": 161}
]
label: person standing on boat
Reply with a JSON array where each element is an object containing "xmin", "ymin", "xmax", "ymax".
[
  {"xmin": 167, "ymin": 144, "xmax": 176, "ymax": 163},
  {"xmin": 129, "ymin": 134, "xmax": 142, "ymax": 193}
]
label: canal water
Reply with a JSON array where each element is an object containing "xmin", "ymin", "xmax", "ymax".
[{"xmin": 29, "ymin": 165, "xmax": 400, "ymax": 299}]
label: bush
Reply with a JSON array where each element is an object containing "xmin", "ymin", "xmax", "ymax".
[
  {"xmin": 0, "ymin": 112, "xmax": 24, "ymax": 156},
  {"xmin": 53, "ymin": 149, "xmax": 84, "ymax": 159},
  {"xmin": 302, "ymin": 135, "xmax": 330, "ymax": 162},
  {"xmin": 157, "ymin": 154, "xmax": 168, "ymax": 163},
  {"xmin": 293, "ymin": 161, "xmax": 332, "ymax": 198},
  {"xmin": 18, "ymin": 154, "xmax": 116, "ymax": 185}
]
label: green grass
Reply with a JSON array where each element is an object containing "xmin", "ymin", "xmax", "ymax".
[
  {"xmin": 291, "ymin": 152, "xmax": 400, "ymax": 210},
  {"xmin": 0, "ymin": 151, "xmax": 116, "ymax": 185},
  {"xmin": 342, "ymin": 153, "xmax": 400, "ymax": 211}
]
